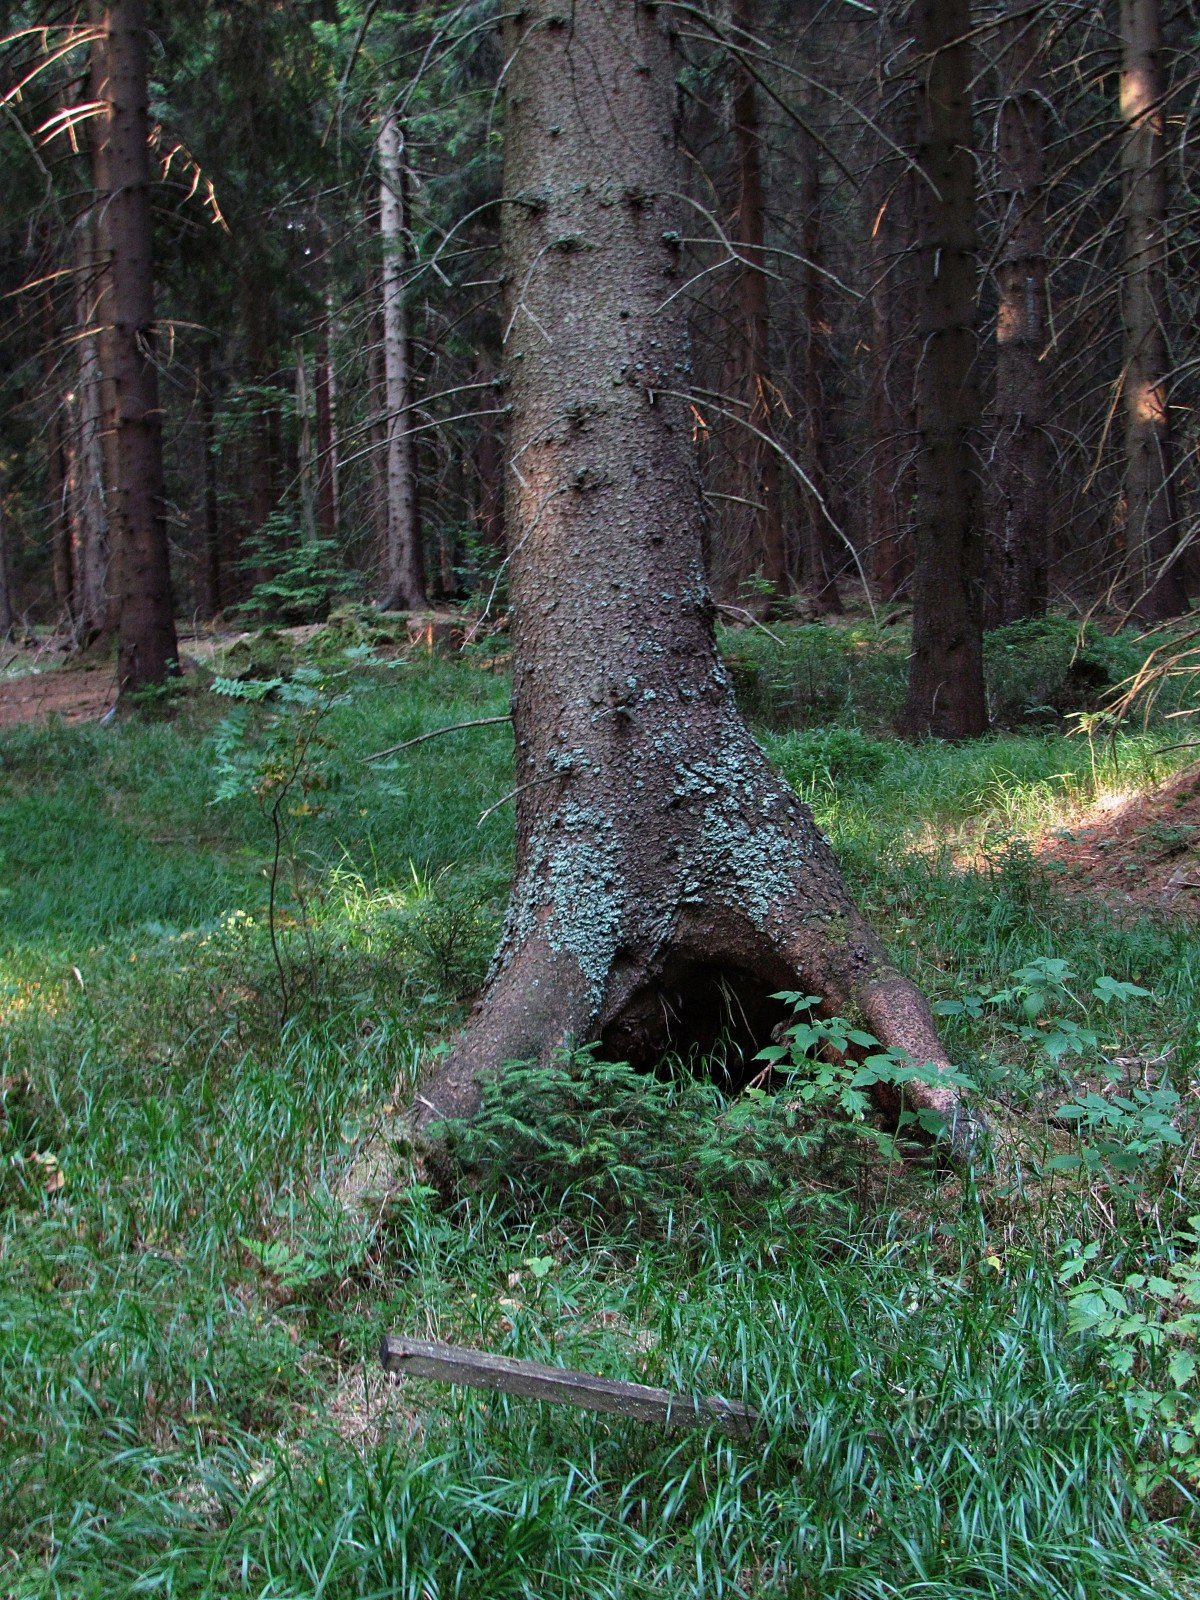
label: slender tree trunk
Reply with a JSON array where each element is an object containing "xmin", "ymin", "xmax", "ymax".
[
  {"xmin": 378, "ymin": 109, "xmax": 427, "ymax": 611},
  {"xmin": 41, "ymin": 286, "xmax": 73, "ymax": 622},
  {"xmin": 417, "ymin": 0, "xmax": 971, "ymax": 1155},
  {"xmin": 725, "ymin": 0, "xmax": 786, "ymax": 598},
  {"xmin": 991, "ymin": 0, "xmax": 1049, "ymax": 624},
  {"xmin": 472, "ymin": 353, "xmax": 505, "ymax": 557},
  {"xmin": 901, "ymin": 0, "xmax": 987, "ymax": 739},
  {"xmin": 199, "ymin": 351, "xmax": 221, "ymax": 616},
  {"xmin": 1120, "ymin": 0, "xmax": 1187, "ymax": 621},
  {"xmin": 865, "ymin": 8, "xmax": 917, "ymax": 604},
  {"xmin": 798, "ymin": 107, "xmax": 843, "ymax": 612},
  {"xmin": 315, "ymin": 301, "xmax": 338, "ymax": 539},
  {"xmin": 0, "ymin": 478, "xmax": 14, "ymax": 639},
  {"xmin": 96, "ymin": 0, "xmax": 178, "ymax": 696},
  {"xmin": 295, "ymin": 339, "xmax": 318, "ymax": 544},
  {"xmin": 72, "ymin": 236, "xmax": 111, "ymax": 643}
]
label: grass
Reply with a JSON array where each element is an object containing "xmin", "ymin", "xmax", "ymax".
[{"xmin": 1, "ymin": 620, "xmax": 1198, "ymax": 1597}]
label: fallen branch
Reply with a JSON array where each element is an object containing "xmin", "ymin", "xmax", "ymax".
[
  {"xmin": 363, "ymin": 713, "xmax": 511, "ymax": 763},
  {"xmin": 379, "ymin": 1335, "xmax": 758, "ymax": 1435},
  {"xmin": 714, "ymin": 603, "xmax": 787, "ymax": 647}
]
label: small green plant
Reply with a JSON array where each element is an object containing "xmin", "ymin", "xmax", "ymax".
[
  {"xmin": 935, "ymin": 957, "xmax": 1152, "ymax": 1076},
  {"xmin": 237, "ymin": 508, "xmax": 357, "ymax": 623},
  {"xmin": 756, "ymin": 992, "xmax": 977, "ymax": 1146},
  {"xmin": 211, "ymin": 666, "xmax": 354, "ymax": 1017},
  {"xmin": 1059, "ymin": 1219, "xmax": 1200, "ymax": 1491}
]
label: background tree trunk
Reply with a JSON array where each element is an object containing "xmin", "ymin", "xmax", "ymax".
[
  {"xmin": 41, "ymin": 284, "xmax": 73, "ymax": 624},
  {"xmin": 71, "ymin": 232, "xmax": 111, "ymax": 644},
  {"xmin": 0, "ymin": 477, "xmax": 14, "ymax": 638},
  {"xmin": 417, "ymin": 0, "xmax": 969, "ymax": 1153},
  {"xmin": 315, "ymin": 301, "xmax": 339, "ymax": 540},
  {"xmin": 726, "ymin": 0, "xmax": 786, "ymax": 599},
  {"xmin": 991, "ymin": 0, "xmax": 1050, "ymax": 624},
  {"xmin": 902, "ymin": 0, "xmax": 987, "ymax": 739},
  {"xmin": 96, "ymin": 0, "xmax": 179, "ymax": 695},
  {"xmin": 798, "ymin": 100, "xmax": 843, "ymax": 613},
  {"xmin": 1120, "ymin": 0, "xmax": 1187, "ymax": 621},
  {"xmin": 378, "ymin": 109, "xmax": 426, "ymax": 611},
  {"xmin": 199, "ymin": 354, "xmax": 221, "ymax": 617}
]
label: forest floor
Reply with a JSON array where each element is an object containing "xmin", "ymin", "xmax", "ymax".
[{"xmin": 2, "ymin": 611, "xmax": 1199, "ymax": 1598}]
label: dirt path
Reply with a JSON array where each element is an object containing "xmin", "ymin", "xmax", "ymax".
[{"xmin": 0, "ymin": 662, "xmax": 118, "ymax": 729}]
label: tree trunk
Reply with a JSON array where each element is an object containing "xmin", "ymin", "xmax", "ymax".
[
  {"xmin": 472, "ymin": 353, "xmax": 505, "ymax": 557},
  {"xmin": 991, "ymin": 0, "xmax": 1049, "ymax": 624},
  {"xmin": 1120, "ymin": 0, "xmax": 1187, "ymax": 621},
  {"xmin": 41, "ymin": 285, "xmax": 73, "ymax": 623},
  {"xmin": 0, "ymin": 477, "xmax": 14, "ymax": 639},
  {"xmin": 798, "ymin": 101, "xmax": 843, "ymax": 613},
  {"xmin": 378, "ymin": 109, "xmax": 427, "ymax": 611},
  {"xmin": 416, "ymin": 0, "xmax": 971, "ymax": 1154},
  {"xmin": 295, "ymin": 339, "xmax": 318, "ymax": 544},
  {"xmin": 199, "ymin": 350, "xmax": 221, "ymax": 616},
  {"xmin": 96, "ymin": 0, "xmax": 178, "ymax": 696},
  {"xmin": 315, "ymin": 300, "xmax": 339, "ymax": 540},
  {"xmin": 865, "ymin": 8, "xmax": 917, "ymax": 605},
  {"xmin": 901, "ymin": 0, "xmax": 987, "ymax": 739},
  {"xmin": 71, "ymin": 236, "xmax": 111, "ymax": 643},
  {"xmin": 724, "ymin": 0, "xmax": 786, "ymax": 599}
]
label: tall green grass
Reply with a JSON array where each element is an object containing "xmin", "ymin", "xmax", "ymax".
[{"xmin": 1, "ymin": 635, "xmax": 1197, "ymax": 1596}]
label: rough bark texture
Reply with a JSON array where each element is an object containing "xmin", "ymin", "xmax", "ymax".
[
  {"xmin": 991, "ymin": 0, "xmax": 1049, "ymax": 625},
  {"xmin": 723, "ymin": 0, "xmax": 786, "ymax": 599},
  {"xmin": 1119, "ymin": 0, "xmax": 1187, "ymax": 622},
  {"xmin": 378, "ymin": 111, "xmax": 427, "ymax": 611},
  {"xmin": 901, "ymin": 0, "xmax": 987, "ymax": 739},
  {"xmin": 41, "ymin": 283, "xmax": 73, "ymax": 622},
  {"xmin": 97, "ymin": 0, "xmax": 179, "ymax": 696},
  {"xmin": 416, "ymin": 0, "xmax": 970, "ymax": 1152}
]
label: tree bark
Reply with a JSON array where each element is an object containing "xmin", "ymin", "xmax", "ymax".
[
  {"xmin": 95, "ymin": 0, "xmax": 178, "ymax": 696},
  {"xmin": 991, "ymin": 0, "xmax": 1049, "ymax": 624},
  {"xmin": 724, "ymin": 0, "xmax": 786, "ymax": 599},
  {"xmin": 0, "ymin": 477, "xmax": 14, "ymax": 639},
  {"xmin": 315, "ymin": 299, "xmax": 339, "ymax": 540},
  {"xmin": 798, "ymin": 99, "xmax": 843, "ymax": 613},
  {"xmin": 295, "ymin": 339, "xmax": 318, "ymax": 545},
  {"xmin": 1119, "ymin": 0, "xmax": 1187, "ymax": 621},
  {"xmin": 41, "ymin": 284, "xmax": 73, "ymax": 623},
  {"xmin": 865, "ymin": 6, "xmax": 917, "ymax": 605},
  {"xmin": 199, "ymin": 349, "xmax": 221, "ymax": 616},
  {"xmin": 901, "ymin": 0, "xmax": 987, "ymax": 739},
  {"xmin": 416, "ymin": 0, "xmax": 971, "ymax": 1154},
  {"xmin": 71, "ymin": 236, "xmax": 111, "ymax": 643},
  {"xmin": 378, "ymin": 109, "xmax": 427, "ymax": 611}
]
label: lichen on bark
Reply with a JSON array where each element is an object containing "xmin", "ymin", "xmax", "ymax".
[{"xmin": 414, "ymin": 0, "xmax": 974, "ymax": 1156}]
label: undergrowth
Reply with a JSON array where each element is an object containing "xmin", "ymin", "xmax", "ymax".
[{"xmin": 1, "ymin": 621, "xmax": 1198, "ymax": 1597}]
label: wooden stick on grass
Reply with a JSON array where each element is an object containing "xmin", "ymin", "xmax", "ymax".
[{"xmin": 380, "ymin": 1335, "xmax": 758, "ymax": 1436}]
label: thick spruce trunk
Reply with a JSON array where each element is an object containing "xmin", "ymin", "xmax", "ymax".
[
  {"xmin": 1119, "ymin": 0, "xmax": 1187, "ymax": 621},
  {"xmin": 96, "ymin": 0, "xmax": 178, "ymax": 695},
  {"xmin": 417, "ymin": 0, "xmax": 969, "ymax": 1150},
  {"xmin": 991, "ymin": 0, "xmax": 1049, "ymax": 624},
  {"xmin": 378, "ymin": 110, "xmax": 427, "ymax": 612},
  {"xmin": 901, "ymin": 0, "xmax": 987, "ymax": 738}
]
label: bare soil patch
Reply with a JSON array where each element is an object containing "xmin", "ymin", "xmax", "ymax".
[
  {"xmin": 0, "ymin": 662, "xmax": 117, "ymax": 728},
  {"xmin": 1039, "ymin": 763, "xmax": 1200, "ymax": 917}
]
